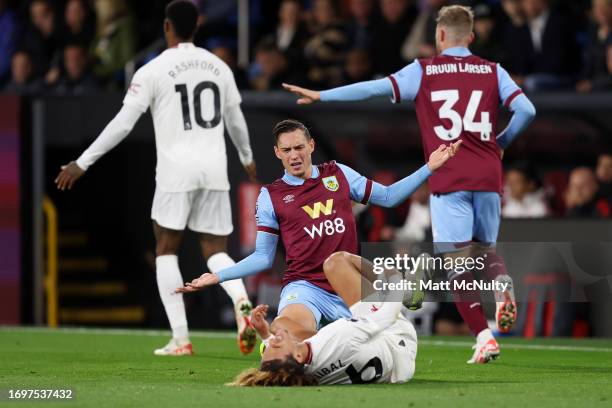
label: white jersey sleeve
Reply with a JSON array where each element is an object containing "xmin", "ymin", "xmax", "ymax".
[{"xmin": 123, "ymin": 66, "xmax": 154, "ymax": 113}]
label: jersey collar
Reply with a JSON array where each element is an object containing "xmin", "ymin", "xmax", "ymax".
[
  {"xmin": 282, "ymin": 165, "xmax": 319, "ymax": 186},
  {"xmin": 441, "ymin": 46, "xmax": 472, "ymax": 57},
  {"xmin": 176, "ymin": 42, "xmax": 195, "ymax": 50}
]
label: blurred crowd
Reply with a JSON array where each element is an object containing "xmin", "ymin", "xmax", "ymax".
[{"xmin": 1, "ymin": 0, "xmax": 611, "ymax": 94}]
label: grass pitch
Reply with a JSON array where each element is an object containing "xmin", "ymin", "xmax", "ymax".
[{"xmin": 1, "ymin": 328, "xmax": 611, "ymax": 408}]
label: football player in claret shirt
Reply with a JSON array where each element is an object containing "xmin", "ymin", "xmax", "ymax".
[
  {"xmin": 284, "ymin": 5, "xmax": 536, "ymax": 363},
  {"xmin": 177, "ymin": 119, "xmax": 460, "ymax": 341},
  {"xmin": 55, "ymin": 0, "xmax": 257, "ymax": 356}
]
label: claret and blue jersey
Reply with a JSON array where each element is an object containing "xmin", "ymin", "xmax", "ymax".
[{"xmin": 320, "ymin": 47, "xmax": 536, "ymax": 247}]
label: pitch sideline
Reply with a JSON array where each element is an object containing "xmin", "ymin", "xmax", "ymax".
[{"xmin": 1, "ymin": 326, "xmax": 611, "ymax": 353}]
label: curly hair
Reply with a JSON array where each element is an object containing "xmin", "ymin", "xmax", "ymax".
[{"xmin": 228, "ymin": 356, "xmax": 318, "ymax": 387}]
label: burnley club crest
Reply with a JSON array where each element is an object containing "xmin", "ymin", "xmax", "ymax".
[{"xmin": 322, "ymin": 176, "xmax": 339, "ymax": 192}]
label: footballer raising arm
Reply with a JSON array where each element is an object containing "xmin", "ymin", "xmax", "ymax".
[{"xmin": 176, "ymin": 129, "xmax": 460, "ymax": 292}]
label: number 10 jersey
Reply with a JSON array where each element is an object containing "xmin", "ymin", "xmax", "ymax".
[{"xmin": 123, "ymin": 42, "xmax": 242, "ymax": 192}]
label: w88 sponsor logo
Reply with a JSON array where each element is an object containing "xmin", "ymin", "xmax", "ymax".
[{"xmin": 303, "ymin": 217, "xmax": 346, "ymax": 239}]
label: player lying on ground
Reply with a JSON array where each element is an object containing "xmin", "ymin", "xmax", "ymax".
[
  {"xmin": 177, "ymin": 119, "xmax": 460, "ymax": 343},
  {"xmin": 54, "ymin": 0, "xmax": 258, "ymax": 356},
  {"xmin": 283, "ymin": 5, "xmax": 536, "ymax": 364},
  {"xmin": 230, "ymin": 251, "xmax": 420, "ymax": 386}
]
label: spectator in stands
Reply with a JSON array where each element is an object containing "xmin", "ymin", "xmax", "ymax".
[
  {"xmin": 346, "ymin": 0, "xmax": 376, "ymax": 49},
  {"xmin": 21, "ymin": 0, "xmax": 61, "ymax": 81},
  {"xmin": 2, "ymin": 50, "xmax": 43, "ymax": 94},
  {"xmin": 53, "ymin": 44, "xmax": 99, "ymax": 95},
  {"xmin": 210, "ymin": 43, "xmax": 250, "ymax": 90},
  {"xmin": 502, "ymin": 164, "xmax": 549, "ymax": 218},
  {"xmin": 470, "ymin": 4, "xmax": 506, "ymax": 65},
  {"xmin": 341, "ymin": 48, "xmax": 374, "ymax": 84},
  {"xmin": 0, "ymin": 0, "xmax": 20, "ymax": 84},
  {"xmin": 304, "ymin": 0, "xmax": 349, "ymax": 88},
  {"xmin": 576, "ymin": 0, "xmax": 612, "ymax": 93},
  {"xmin": 507, "ymin": 0, "xmax": 580, "ymax": 91},
  {"xmin": 251, "ymin": 40, "xmax": 304, "ymax": 91},
  {"xmin": 390, "ymin": 183, "xmax": 431, "ymax": 242},
  {"xmin": 62, "ymin": 0, "xmax": 96, "ymax": 48},
  {"xmin": 596, "ymin": 152, "xmax": 612, "ymax": 200},
  {"xmin": 274, "ymin": 0, "xmax": 309, "ymax": 64},
  {"xmin": 402, "ymin": 0, "xmax": 447, "ymax": 62},
  {"xmin": 372, "ymin": 0, "xmax": 418, "ymax": 75},
  {"xmin": 91, "ymin": 0, "xmax": 136, "ymax": 87},
  {"xmin": 565, "ymin": 167, "xmax": 610, "ymax": 218}
]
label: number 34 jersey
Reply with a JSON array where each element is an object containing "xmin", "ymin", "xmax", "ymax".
[{"xmin": 123, "ymin": 42, "xmax": 241, "ymax": 192}]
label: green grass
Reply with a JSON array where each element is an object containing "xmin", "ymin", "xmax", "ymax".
[{"xmin": 1, "ymin": 328, "xmax": 611, "ymax": 408}]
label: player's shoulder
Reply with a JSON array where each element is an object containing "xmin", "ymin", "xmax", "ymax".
[
  {"xmin": 195, "ymin": 46, "xmax": 234, "ymax": 76},
  {"xmin": 316, "ymin": 160, "xmax": 339, "ymax": 174},
  {"xmin": 467, "ymin": 53, "xmax": 498, "ymax": 69}
]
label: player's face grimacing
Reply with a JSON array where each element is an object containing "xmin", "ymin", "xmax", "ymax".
[
  {"xmin": 260, "ymin": 329, "xmax": 299, "ymax": 364},
  {"xmin": 274, "ymin": 129, "xmax": 315, "ymax": 179}
]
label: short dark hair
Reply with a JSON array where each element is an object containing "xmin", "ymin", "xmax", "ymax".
[
  {"xmin": 272, "ymin": 119, "xmax": 311, "ymax": 144},
  {"xmin": 165, "ymin": 0, "xmax": 198, "ymax": 41}
]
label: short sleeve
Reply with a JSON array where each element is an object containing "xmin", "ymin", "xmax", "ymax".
[
  {"xmin": 123, "ymin": 67, "xmax": 153, "ymax": 113},
  {"xmin": 389, "ymin": 60, "xmax": 423, "ymax": 103},
  {"xmin": 255, "ymin": 187, "xmax": 279, "ymax": 234},
  {"xmin": 337, "ymin": 163, "xmax": 373, "ymax": 204},
  {"xmin": 497, "ymin": 64, "xmax": 523, "ymax": 108},
  {"xmin": 225, "ymin": 69, "xmax": 242, "ymax": 108}
]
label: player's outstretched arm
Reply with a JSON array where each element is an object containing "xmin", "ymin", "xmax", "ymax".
[
  {"xmin": 54, "ymin": 104, "xmax": 142, "ymax": 190},
  {"xmin": 368, "ymin": 141, "xmax": 461, "ymax": 208},
  {"xmin": 283, "ymin": 77, "xmax": 393, "ymax": 104},
  {"xmin": 175, "ymin": 231, "xmax": 278, "ymax": 293}
]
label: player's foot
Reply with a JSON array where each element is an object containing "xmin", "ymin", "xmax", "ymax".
[
  {"xmin": 467, "ymin": 337, "xmax": 500, "ymax": 364},
  {"xmin": 494, "ymin": 274, "xmax": 517, "ymax": 333},
  {"xmin": 403, "ymin": 253, "xmax": 432, "ymax": 311},
  {"xmin": 153, "ymin": 338, "xmax": 194, "ymax": 356},
  {"xmin": 236, "ymin": 300, "xmax": 256, "ymax": 355}
]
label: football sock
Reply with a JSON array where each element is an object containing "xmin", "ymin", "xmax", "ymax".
[
  {"xmin": 207, "ymin": 252, "xmax": 249, "ymax": 306},
  {"xmin": 476, "ymin": 328, "xmax": 495, "ymax": 345},
  {"xmin": 482, "ymin": 252, "xmax": 508, "ymax": 281},
  {"xmin": 449, "ymin": 270, "xmax": 489, "ymax": 336},
  {"xmin": 156, "ymin": 255, "xmax": 189, "ymax": 340}
]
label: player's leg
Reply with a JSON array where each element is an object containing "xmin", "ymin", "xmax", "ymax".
[
  {"xmin": 198, "ymin": 233, "xmax": 256, "ymax": 354},
  {"xmin": 190, "ymin": 189, "xmax": 255, "ymax": 354},
  {"xmin": 473, "ymin": 192, "xmax": 517, "ymax": 334},
  {"xmin": 275, "ymin": 281, "xmax": 321, "ymax": 339},
  {"xmin": 152, "ymin": 221, "xmax": 193, "ymax": 355},
  {"xmin": 431, "ymin": 191, "xmax": 493, "ymax": 363},
  {"xmin": 151, "ymin": 187, "xmax": 193, "ymax": 356}
]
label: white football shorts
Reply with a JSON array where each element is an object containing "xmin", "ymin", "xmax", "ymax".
[{"xmin": 151, "ymin": 187, "xmax": 233, "ymax": 235}]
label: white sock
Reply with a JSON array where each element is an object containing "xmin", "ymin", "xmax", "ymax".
[
  {"xmin": 207, "ymin": 252, "xmax": 249, "ymax": 306},
  {"xmin": 156, "ymin": 255, "xmax": 189, "ymax": 340},
  {"xmin": 476, "ymin": 328, "xmax": 494, "ymax": 344}
]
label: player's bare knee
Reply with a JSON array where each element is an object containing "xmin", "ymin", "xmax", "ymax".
[{"xmin": 323, "ymin": 251, "xmax": 349, "ymax": 276}]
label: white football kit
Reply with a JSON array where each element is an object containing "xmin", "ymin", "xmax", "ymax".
[
  {"xmin": 77, "ymin": 42, "xmax": 252, "ymax": 234},
  {"xmin": 304, "ymin": 301, "xmax": 418, "ymax": 385}
]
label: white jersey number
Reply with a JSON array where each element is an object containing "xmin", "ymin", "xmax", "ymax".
[
  {"xmin": 175, "ymin": 81, "xmax": 221, "ymax": 131},
  {"xmin": 431, "ymin": 90, "xmax": 492, "ymax": 141}
]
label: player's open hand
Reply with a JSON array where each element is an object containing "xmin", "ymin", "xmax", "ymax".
[
  {"xmin": 244, "ymin": 161, "xmax": 258, "ymax": 183},
  {"xmin": 55, "ymin": 161, "xmax": 85, "ymax": 191},
  {"xmin": 175, "ymin": 273, "xmax": 219, "ymax": 293},
  {"xmin": 427, "ymin": 140, "xmax": 462, "ymax": 171},
  {"xmin": 282, "ymin": 83, "xmax": 321, "ymax": 104},
  {"xmin": 250, "ymin": 304, "xmax": 271, "ymax": 339}
]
